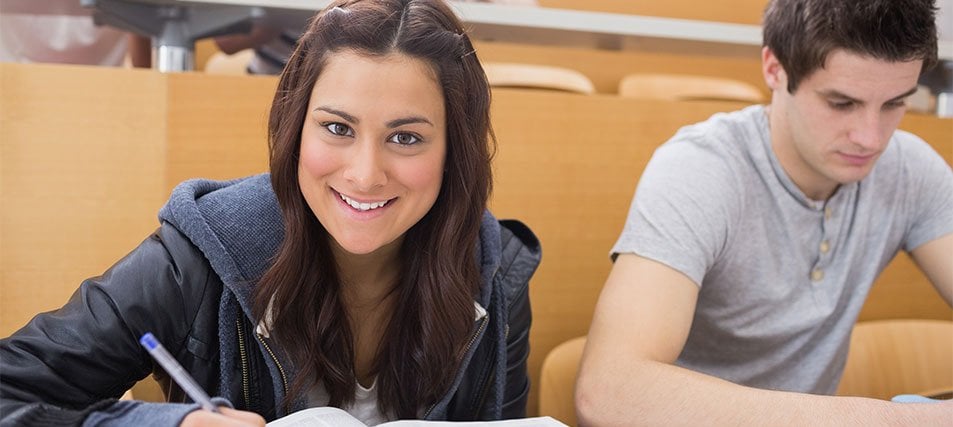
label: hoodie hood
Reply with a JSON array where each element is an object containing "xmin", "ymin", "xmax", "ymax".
[{"xmin": 158, "ymin": 174, "xmax": 283, "ymax": 321}]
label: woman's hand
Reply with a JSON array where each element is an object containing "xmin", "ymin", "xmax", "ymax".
[{"xmin": 181, "ymin": 407, "xmax": 266, "ymax": 426}]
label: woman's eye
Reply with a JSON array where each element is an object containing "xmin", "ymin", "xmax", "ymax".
[
  {"xmin": 324, "ymin": 122, "xmax": 353, "ymax": 136},
  {"xmin": 389, "ymin": 132, "xmax": 421, "ymax": 145}
]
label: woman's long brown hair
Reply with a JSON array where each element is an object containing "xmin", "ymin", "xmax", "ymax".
[{"xmin": 253, "ymin": 0, "xmax": 494, "ymax": 418}]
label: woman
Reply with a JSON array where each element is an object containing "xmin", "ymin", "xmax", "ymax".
[{"xmin": 0, "ymin": 0, "xmax": 540, "ymax": 425}]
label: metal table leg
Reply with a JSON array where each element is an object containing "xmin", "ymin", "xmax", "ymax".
[{"xmin": 80, "ymin": 0, "xmax": 261, "ymax": 72}]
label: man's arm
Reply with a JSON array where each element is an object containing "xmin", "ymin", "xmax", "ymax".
[
  {"xmin": 910, "ymin": 233, "xmax": 953, "ymax": 306},
  {"xmin": 575, "ymin": 254, "xmax": 951, "ymax": 426}
]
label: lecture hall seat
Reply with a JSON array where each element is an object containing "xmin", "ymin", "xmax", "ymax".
[
  {"xmin": 618, "ymin": 72, "xmax": 765, "ymax": 103},
  {"xmin": 483, "ymin": 62, "xmax": 596, "ymax": 94},
  {"xmin": 538, "ymin": 336, "xmax": 587, "ymax": 426}
]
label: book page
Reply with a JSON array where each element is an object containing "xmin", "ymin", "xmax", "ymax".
[
  {"xmin": 267, "ymin": 406, "xmax": 368, "ymax": 427},
  {"xmin": 381, "ymin": 416, "xmax": 568, "ymax": 426},
  {"xmin": 268, "ymin": 407, "xmax": 568, "ymax": 427}
]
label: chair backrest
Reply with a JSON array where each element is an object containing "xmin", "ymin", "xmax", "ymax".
[
  {"xmin": 618, "ymin": 73, "xmax": 765, "ymax": 103},
  {"xmin": 203, "ymin": 49, "xmax": 255, "ymax": 75},
  {"xmin": 837, "ymin": 319, "xmax": 953, "ymax": 400},
  {"xmin": 483, "ymin": 62, "xmax": 596, "ymax": 94},
  {"xmin": 538, "ymin": 336, "xmax": 587, "ymax": 426}
]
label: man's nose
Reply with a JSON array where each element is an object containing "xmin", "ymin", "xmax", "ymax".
[{"xmin": 847, "ymin": 110, "xmax": 885, "ymax": 151}]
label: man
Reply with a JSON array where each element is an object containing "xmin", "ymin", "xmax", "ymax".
[{"xmin": 576, "ymin": 0, "xmax": 952, "ymax": 424}]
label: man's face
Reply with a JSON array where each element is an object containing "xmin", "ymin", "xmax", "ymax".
[{"xmin": 763, "ymin": 48, "xmax": 922, "ymax": 200}]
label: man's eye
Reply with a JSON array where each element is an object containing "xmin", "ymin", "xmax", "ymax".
[
  {"xmin": 829, "ymin": 101, "xmax": 854, "ymax": 110},
  {"xmin": 324, "ymin": 122, "xmax": 353, "ymax": 136},
  {"xmin": 389, "ymin": 132, "xmax": 421, "ymax": 145},
  {"xmin": 883, "ymin": 101, "xmax": 906, "ymax": 110}
]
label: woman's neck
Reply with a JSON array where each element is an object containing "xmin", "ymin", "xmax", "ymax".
[
  {"xmin": 332, "ymin": 239, "xmax": 402, "ymax": 308},
  {"xmin": 330, "ymin": 240, "xmax": 403, "ymax": 386}
]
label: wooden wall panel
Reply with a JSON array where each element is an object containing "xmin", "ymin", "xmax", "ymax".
[
  {"xmin": 0, "ymin": 64, "xmax": 168, "ymax": 338},
  {"xmin": 165, "ymin": 72, "xmax": 273, "ymax": 192}
]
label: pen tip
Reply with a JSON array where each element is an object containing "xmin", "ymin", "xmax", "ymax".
[{"xmin": 140, "ymin": 332, "xmax": 158, "ymax": 350}]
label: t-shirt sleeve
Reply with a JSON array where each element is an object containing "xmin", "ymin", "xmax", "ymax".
[
  {"xmin": 611, "ymin": 134, "xmax": 741, "ymax": 287},
  {"xmin": 899, "ymin": 134, "xmax": 953, "ymax": 251}
]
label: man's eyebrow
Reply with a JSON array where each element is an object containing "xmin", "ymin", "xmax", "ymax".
[
  {"xmin": 314, "ymin": 106, "xmax": 358, "ymax": 124},
  {"xmin": 818, "ymin": 89, "xmax": 860, "ymax": 103},
  {"xmin": 886, "ymin": 86, "xmax": 918, "ymax": 103},
  {"xmin": 386, "ymin": 116, "xmax": 434, "ymax": 128}
]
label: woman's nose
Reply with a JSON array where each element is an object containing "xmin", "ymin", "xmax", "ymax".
[{"xmin": 342, "ymin": 139, "xmax": 387, "ymax": 191}]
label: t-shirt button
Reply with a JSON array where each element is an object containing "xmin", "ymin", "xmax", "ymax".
[
  {"xmin": 820, "ymin": 240, "xmax": 830, "ymax": 254},
  {"xmin": 811, "ymin": 269, "xmax": 824, "ymax": 282},
  {"xmin": 824, "ymin": 207, "xmax": 833, "ymax": 219}
]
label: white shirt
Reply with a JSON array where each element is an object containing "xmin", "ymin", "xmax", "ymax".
[{"xmin": 307, "ymin": 379, "xmax": 391, "ymax": 426}]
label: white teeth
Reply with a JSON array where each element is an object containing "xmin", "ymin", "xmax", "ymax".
[{"xmin": 339, "ymin": 193, "xmax": 390, "ymax": 211}]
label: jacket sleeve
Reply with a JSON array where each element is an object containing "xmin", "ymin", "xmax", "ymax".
[
  {"xmin": 497, "ymin": 220, "xmax": 541, "ymax": 418},
  {"xmin": 0, "ymin": 223, "xmax": 221, "ymax": 427}
]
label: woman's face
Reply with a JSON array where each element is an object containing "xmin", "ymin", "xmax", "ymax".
[{"xmin": 298, "ymin": 50, "xmax": 447, "ymax": 259}]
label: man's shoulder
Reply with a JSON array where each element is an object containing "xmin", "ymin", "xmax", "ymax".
[
  {"xmin": 888, "ymin": 129, "xmax": 940, "ymax": 157},
  {"xmin": 659, "ymin": 105, "xmax": 766, "ymax": 165},
  {"xmin": 645, "ymin": 105, "xmax": 766, "ymax": 191},
  {"xmin": 874, "ymin": 129, "xmax": 947, "ymax": 176},
  {"xmin": 669, "ymin": 104, "xmax": 765, "ymax": 142}
]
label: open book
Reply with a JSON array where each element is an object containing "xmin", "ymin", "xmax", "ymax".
[{"xmin": 266, "ymin": 407, "xmax": 568, "ymax": 427}]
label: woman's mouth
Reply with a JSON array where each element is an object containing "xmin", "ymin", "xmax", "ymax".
[{"xmin": 338, "ymin": 191, "xmax": 393, "ymax": 212}]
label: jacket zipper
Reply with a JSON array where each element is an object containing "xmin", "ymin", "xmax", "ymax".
[
  {"xmin": 257, "ymin": 333, "xmax": 289, "ymax": 397},
  {"xmin": 472, "ymin": 364, "xmax": 496, "ymax": 418},
  {"xmin": 471, "ymin": 282, "xmax": 511, "ymax": 417},
  {"xmin": 473, "ymin": 320, "xmax": 508, "ymax": 418},
  {"xmin": 236, "ymin": 319, "xmax": 251, "ymax": 408},
  {"xmin": 424, "ymin": 314, "xmax": 490, "ymax": 418}
]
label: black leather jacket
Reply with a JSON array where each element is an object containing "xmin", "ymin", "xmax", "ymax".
[{"xmin": 0, "ymin": 177, "xmax": 541, "ymax": 426}]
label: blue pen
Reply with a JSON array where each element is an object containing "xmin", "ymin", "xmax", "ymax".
[{"xmin": 139, "ymin": 332, "xmax": 220, "ymax": 413}]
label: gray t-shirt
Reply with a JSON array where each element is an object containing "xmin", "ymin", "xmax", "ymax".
[{"xmin": 612, "ymin": 104, "xmax": 953, "ymax": 394}]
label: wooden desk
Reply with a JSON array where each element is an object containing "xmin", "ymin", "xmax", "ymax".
[{"xmin": 1, "ymin": 63, "xmax": 950, "ymax": 414}]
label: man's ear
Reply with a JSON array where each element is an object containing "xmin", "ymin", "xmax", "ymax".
[{"xmin": 761, "ymin": 46, "xmax": 785, "ymax": 92}]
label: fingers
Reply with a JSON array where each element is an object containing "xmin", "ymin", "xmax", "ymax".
[
  {"xmin": 180, "ymin": 407, "xmax": 267, "ymax": 427},
  {"xmin": 219, "ymin": 407, "xmax": 267, "ymax": 425}
]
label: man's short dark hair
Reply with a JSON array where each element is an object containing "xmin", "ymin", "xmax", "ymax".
[{"xmin": 763, "ymin": 0, "xmax": 938, "ymax": 93}]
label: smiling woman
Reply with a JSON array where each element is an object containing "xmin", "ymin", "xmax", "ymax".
[
  {"xmin": 0, "ymin": 1, "xmax": 541, "ymax": 426},
  {"xmin": 298, "ymin": 52, "xmax": 447, "ymax": 258}
]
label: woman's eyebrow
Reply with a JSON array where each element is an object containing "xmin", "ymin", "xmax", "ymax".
[
  {"xmin": 314, "ymin": 106, "xmax": 358, "ymax": 123},
  {"xmin": 387, "ymin": 116, "xmax": 434, "ymax": 128}
]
